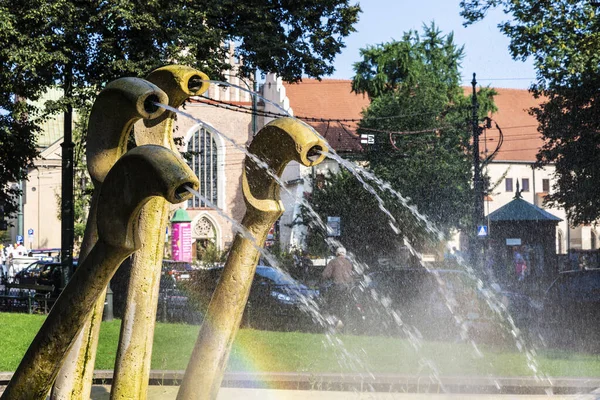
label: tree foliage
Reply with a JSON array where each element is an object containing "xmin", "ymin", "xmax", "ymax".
[
  {"xmin": 0, "ymin": 102, "xmax": 39, "ymax": 217},
  {"xmin": 0, "ymin": 0, "xmax": 360, "ymax": 217},
  {"xmin": 352, "ymin": 23, "xmax": 464, "ymax": 99},
  {"xmin": 461, "ymin": 0, "xmax": 600, "ymax": 225},
  {"xmin": 306, "ymin": 24, "xmax": 497, "ymax": 262}
]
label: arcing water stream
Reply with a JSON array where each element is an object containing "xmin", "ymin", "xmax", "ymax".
[{"xmin": 157, "ymin": 79, "xmax": 553, "ymax": 393}]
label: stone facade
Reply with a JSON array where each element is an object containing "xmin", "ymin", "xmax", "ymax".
[{"xmin": 172, "ymin": 93, "xmax": 253, "ymax": 253}]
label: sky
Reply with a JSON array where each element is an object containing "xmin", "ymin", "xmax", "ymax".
[{"xmin": 330, "ymin": 0, "xmax": 537, "ymax": 89}]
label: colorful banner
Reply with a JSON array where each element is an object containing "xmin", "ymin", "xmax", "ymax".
[{"xmin": 171, "ymin": 222, "xmax": 192, "ymax": 262}]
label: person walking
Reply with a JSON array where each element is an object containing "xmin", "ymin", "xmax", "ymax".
[
  {"xmin": 322, "ymin": 247, "xmax": 354, "ymax": 329},
  {"xmin": 513, "ymin": 246, "xmax": 527, "ymax": 281}
]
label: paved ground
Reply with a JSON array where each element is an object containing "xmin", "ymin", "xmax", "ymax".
[
  {"xmin": 0, "ymin": 384, "xmax": 597, "ymax": 399},
  {"xmin": 3, "ymin": 370, "xmax": 600, "ymax": 399},
  {"xmin": 87, "ymin": 386, "xmax": 599, "ymax": 399}
]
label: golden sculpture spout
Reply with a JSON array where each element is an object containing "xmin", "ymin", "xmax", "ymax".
[
  {"xmin": 110, "ymin": 65, "xmax": 210, "ymax": 400},
  {"xmin": 52, "ymin": 75, "xmax": 182, "ymax": 400},
  {"xmin": 176, "ymin": 117, "xmax": 328, "ymax": 400},
  {"xmin": 3, "ymin": 64, "xmax": 332, "ymax": 400},
  {"xmin": 2, "ymin": 146, "xmax": 198, "ymax": 400}
]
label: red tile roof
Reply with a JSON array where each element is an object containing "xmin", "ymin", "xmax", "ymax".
[
  {"xmin": 482, "ymin": 88, "xmax": 545, "ymax": 162},
  {"xmin": 283, "ymin": 79, "xmax": 545, "ymax": 161},
  {"xmin": 283, "ymin": 79, "xmax": 369, "ymax": 152}
]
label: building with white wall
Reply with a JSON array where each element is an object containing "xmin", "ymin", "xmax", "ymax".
[
  {"xmin": 266, "ymin": 80, "xmax": 598, "ymax": 255},
  {"xmin": 479, "ymin": 88, "xmax": 596, "ymax": 254},
  {"xmin": 262, "ymin": 74, "xmax": 369, "ymax": 250}
]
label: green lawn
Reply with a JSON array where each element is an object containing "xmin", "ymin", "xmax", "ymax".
[{"xmin": 1, "ymin": 312, "xmax": 600, "ymax": 377}]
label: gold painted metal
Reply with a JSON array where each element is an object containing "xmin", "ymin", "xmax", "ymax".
[
  {"xmin": 51, "ymin": 78, "xmax": 169, "ymax": 400},
  {"xmin": 176, "ymin": 117, "xmax": 328, "ymax": 400},
  {"xmin": 1, "ymin": 145, "xmax": 198, "ymax": 400},
  {"xmin": 110, "ymin": 65, "xmax": 210, "ymax": 400}
]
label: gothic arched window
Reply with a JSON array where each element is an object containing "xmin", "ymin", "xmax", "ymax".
[{"xmin": 187, "ymin": 128, "xmax": 218, "ymax": 208}]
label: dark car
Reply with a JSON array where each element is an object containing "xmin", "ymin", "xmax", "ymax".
[
  {"xmin": 162, "ymin": 260, "xmax": 194, "ymax": 281},
  {"xmin": 14, "ymin": 261, "xmax": 62, "ymax": 287},
  {"xmin": 14, "ymin": 260, "xmax": 78, "ymax": 288},
  {"xmin": 361, "ymin": 268, "xmax": 528, "ymax": 342},
  {"xmin": 194, "ymin": 265, "xmax": 320, "ymax": 331},
  {"xmin": 157, "ymin": 281, "xmax": 202, "ymax": 324},
  {"xmin": 537, "ymin": 269, "xmax": 600, "ymax": 347}
]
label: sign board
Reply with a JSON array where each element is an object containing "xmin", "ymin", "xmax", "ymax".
[
  {"xmin": 16, "ymin": 235, "xmax": 23, "ymax": 243},
  {"xmin": 477, "ymin": 225, "xmax": 488, "ymax": 237},
  {"xmin": 27, "ymin": 229, "xmax": 34, "ymax": 236},
  {"xmin": 171, "ymin": 222, "xmax": 192, "ymax": 262},
  {"xmin": 360, "ymin": 134, "xmax": 375, "ymax": 144},
  {"xmin": 327, "ymin": 216, "xmax": 341, "ymax": 237},
  {"xmin": 506, "ymin": 238, "xmax": 522, "ymax": 246},
  {"xmin": 422, "ymin": 254, "xmax": 436, "ymax": 262}
]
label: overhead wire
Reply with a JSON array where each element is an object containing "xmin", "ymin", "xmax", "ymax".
[
  {"xmin": 193, "ymin": 96, "xmax": 441, "ymax": 122},
  {"xmin": 191, "ymin": 97, "xmax": 552, "ymax": 158},
  {"xmin": 481, "ymin": 120, "xmax": 504, "ymax": 166}
]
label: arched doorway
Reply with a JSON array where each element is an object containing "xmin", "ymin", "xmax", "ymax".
[{"xmin": 192, "ymin": 215, "xmax": 220, "ymax": 263}]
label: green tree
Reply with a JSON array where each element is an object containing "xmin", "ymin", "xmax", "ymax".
[
  {"xmin": 460, "ymin": 0, "xmax": 600, "ymax": 225},
  {"xmin": 306, "ymin": 170, "xmax": 407, "ymax": 262},
  {"xmin": 0, "ymin": 0, "xmax": 360, "ymax": 217},
  {"xmin": 0, "ymin": 102, "xmax": 38, "ymax": 219},
  {"xmin": 306, "ymin": 24, "xmax": 497, "ymax": 262}
]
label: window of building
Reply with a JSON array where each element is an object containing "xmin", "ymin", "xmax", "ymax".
[
  {"xmin": 542, "ymin": 179, "xmax": 550, "ymax": 193},
  {"xmin": 522, "ymin": 178, "xmax": 530, "ymax": 192},
  {"xmin": 505, "ymin": 178, "xmax": 513, "ymax": 192},
  {"xmin": 186, "ymin": 128, "xmax": 218, "ymax": 208}
]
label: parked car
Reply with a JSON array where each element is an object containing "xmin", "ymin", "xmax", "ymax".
[
  {"xmin": 162, "ymin": 260, "xmax": 194, "ymax": 281},
  {"xmin": 537, "ymin": 269, "xmax": 600, "ymax": 347},
  {"xmin": 14, "ymin": 261, "xmax": 62, "ymax": 286},
  {"xmin": 494, "ymin": 285, "xmax": 540, "ymax": 330},
  {"xmin": 6, "ymin": 256, "xmax": 41, "ymax": 279},
  {"xmin": 192, "ymin": 265, "xmax": 320, "ymax": 331},
  {"xmin": 14, "ymin": 260, "xmax": 78, "ymax": 288},
  {"xmin": 157, "ymin": 284, "xmax": 202, "ymax": 324},
  {"xmin": 361, "ymin": 268, "xmax": 531, "ymax": 342}
]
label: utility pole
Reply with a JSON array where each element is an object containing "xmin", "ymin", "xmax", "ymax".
[
  {"xmin": 471, "ymin": 73, "xmax": 485, "ymax": 266},
  {"xmin": 60, "ymin": 66, "xmax": 75, "ymax": 288},
  {"xmin": 17, "ymin": 180, "xmax": 23, "ymax": 240}
]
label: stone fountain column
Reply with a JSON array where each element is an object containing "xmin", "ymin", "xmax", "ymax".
[
  {"xmin": 52, "ymin": 67, "xmax": 209, "ymax": 400},
  {"xmin": 1, "ymin": 145, "xmax": 198, "ymax": 400},
  {"xmin": 176, "ymin": 118, "xmax": 328, "ymax": 400},
  {"xmin": 52, "ymin": 77, "xmax": 170, "ymax": 399},
  {"xmin": 110, "ymin": 66, "xmax": 209, "ymax": 400},
  {"xmin": 3, "ymin": 68, "xmax": 331, "ymax": 400}
]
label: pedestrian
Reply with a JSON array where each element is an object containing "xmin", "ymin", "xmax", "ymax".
[
  {"xmin": 513, "ymin": 246, "xmax": 527, "ymax": 281},
  {"xmin": 6, "ymin": 243, "xmax": 14, "ymax": 258},
  {"xmin": 14, "ymin": 242, "xmax": 26, "ymax": 257},
  {"xmin": 295, "ymin": 250, "xmax": 312, "ymax": 281},
  {"xmin": 322, "ymin": 247, "xmax": 354, "ymax": 329},
  {"xmin": 0, "ymin": 244, "xmax": 5, "ymax": 281}
]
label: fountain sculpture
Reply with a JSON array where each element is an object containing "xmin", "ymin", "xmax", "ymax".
[{"xmin": 1, "ymin": 66, "xmax": 328, "ymax": 400}]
